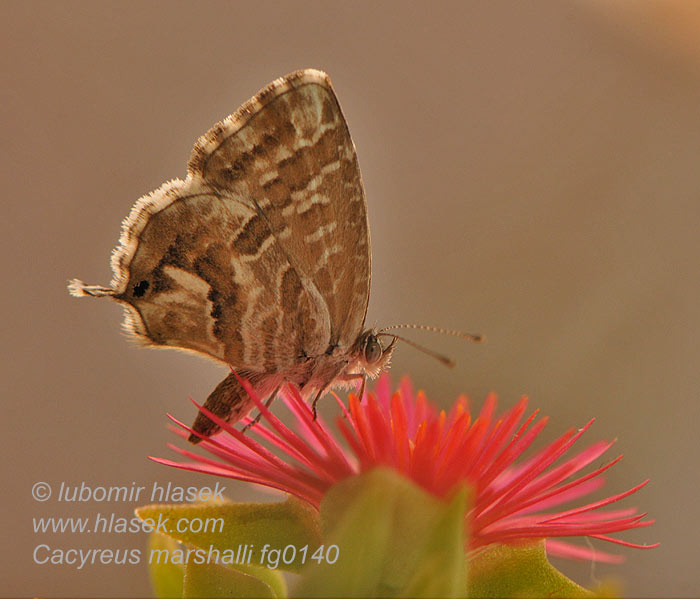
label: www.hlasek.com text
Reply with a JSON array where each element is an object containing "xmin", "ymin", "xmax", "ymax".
[{"xmin": 33, "ymin": 511, "xmax": 224, "ymax": 535}]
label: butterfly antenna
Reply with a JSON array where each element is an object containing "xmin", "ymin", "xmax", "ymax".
[
  {"xmin": 379, "ymin": 323, "xmax": 484, "ymax": 343},
  {"xmin": 377, "ymin": 333, "xmax": 456, "ymax": 368}
]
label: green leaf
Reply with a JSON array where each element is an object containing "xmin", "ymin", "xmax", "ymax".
[
  {"xmin": 136, "ymin": 496, "xmax": 321, "ymax": 572},
  {"xmin": 147, "ymin": 532, "xmax": 184, "ymax": 599},
  {"xmin": 182, "ymin": 560, "xmax": 285, "ymax": 598},
  {"xmin": 466, "ymin": 541, "xmax": 593, "ymax": 598},
  {"xmin": 403, "ymin": 488, "xmax": 469, "ymax": 598},
  {"xmin": 146, "ymin": 530, "xmax": 287, "ymax": 598},
  {"xmin": 295, "ymin": 468, "xmax": 469, "ymax": 598}
]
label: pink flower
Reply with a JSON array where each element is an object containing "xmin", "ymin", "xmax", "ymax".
[{"xmin": 153, "ymin": 374, "xmax": 657, "ymax": 562}]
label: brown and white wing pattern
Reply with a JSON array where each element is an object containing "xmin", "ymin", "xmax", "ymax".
[
  {"xmin": 70, "ymin": 174, "xmax": 331, "ymax": 372},
  {"xmin": 69, "ymin": 69, "xmax": 369, "ymax": 377},
  {"xmin": 188, "ymin": 69, "xmax": 371, "ymax": 350}
]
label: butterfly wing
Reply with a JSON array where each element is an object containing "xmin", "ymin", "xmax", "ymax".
[
  {"xmin": 69, "ymin": 69, "xmax": 369, "ymax": 372},
  {"xmin": 188, "ymin": 69, "xmax": 371, "ymax": 350},
  {"xmin": 69, "ymin": 176, "xmax": 327, "ymax": 371}
]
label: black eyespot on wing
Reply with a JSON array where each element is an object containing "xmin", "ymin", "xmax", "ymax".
[{"xmin": 133, "ymin": 280, "xmax": 150, "ymax": 298}]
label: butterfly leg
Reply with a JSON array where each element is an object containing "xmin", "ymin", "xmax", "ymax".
[
  {"xmin": 311, "ymin": 388, "xmax": 323, "ymax": 421},
  {"xmin": 310, "ymin": 373, "xmax": 366, "ymax": 420},
  {"xmin": 333, "ymin": 373, "xmax": 367, "ymax": 402},
  {"xmin": 357, "ymin": 374, "xmax": 367, "ymax": 403},
  {"xmin": 242, "ymin": 382, "xmax": 284, "ymax": 432},
  {"xmin": 311, "ymin": 387, "xmax": 323, "ymax": 420},
  {"xmin": 310, "ymin": 369, "xmax": 345, "ymax": 420},
  {"xmin": 311, "ymin": 373, "xmax": 367, "ymax": 422}
]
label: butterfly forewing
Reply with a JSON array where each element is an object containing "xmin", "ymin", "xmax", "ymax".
[{"xmin": 188, "ymin": 70, "xmax": 371, "ymax": 350}]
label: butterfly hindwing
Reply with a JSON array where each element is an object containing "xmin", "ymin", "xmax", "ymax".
[{"xmin": 107, "ymin": 175, "xmax": 331, "ymax": 371}]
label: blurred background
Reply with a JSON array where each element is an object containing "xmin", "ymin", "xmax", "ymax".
[{"xmin": 3, "ymin": 1, "xmax": 699, "ymax": 596}]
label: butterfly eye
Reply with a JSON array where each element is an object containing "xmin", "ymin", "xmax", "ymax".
[{"xmin": 364, "ymin": 337, "xmax": 382, "ymax": 363}]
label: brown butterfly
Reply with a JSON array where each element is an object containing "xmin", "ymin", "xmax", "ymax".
[{"xmin": 69, "ymin": 69, "xmax": 480, "ymax": 442}]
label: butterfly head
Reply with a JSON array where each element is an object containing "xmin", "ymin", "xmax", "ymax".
[{"xmin": 355, "ymin": 329, "xmax": 397, "ymax": 378}]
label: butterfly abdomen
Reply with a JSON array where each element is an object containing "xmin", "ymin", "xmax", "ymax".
[{"xmin": 188, "ymin": 371, "xmax": 257, "ymax": 443}]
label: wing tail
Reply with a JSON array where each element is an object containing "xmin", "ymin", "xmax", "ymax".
[{"xmin": 67, "ymin": 279, "xmax": 115, "ymax": 298}]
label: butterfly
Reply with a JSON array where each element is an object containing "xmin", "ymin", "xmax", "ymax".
[
  {"xmin": 69, "ymin": 69, "xmax": 481, "ymax": 442},
  {"xmin": 67, "ymin": 69, "xmax": 401, "ymax": 443}
]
